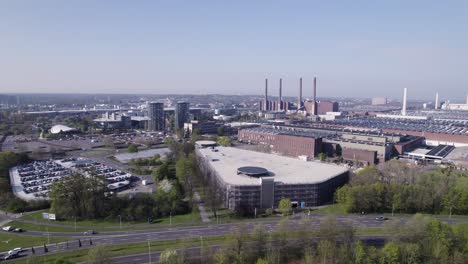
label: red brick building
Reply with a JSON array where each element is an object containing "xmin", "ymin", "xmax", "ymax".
[{"xmin": 341, "ymin": 148, "xmax": 377, "ymax": 165}]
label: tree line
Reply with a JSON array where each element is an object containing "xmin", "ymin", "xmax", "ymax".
[
  {"xmin": 158, "ymin": 214, "xmax": 467, "ymax": 264},
  {"xmin": 335, "ymin": 161, "xmax": 468, "ymax": 215},
  {"xmin": 0, "ymin": 151, "xmax": 49, "ymax": 212}
]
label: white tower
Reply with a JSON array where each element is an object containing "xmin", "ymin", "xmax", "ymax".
[
  {"xmin": 435, "ymin": 92, "xmax": 439, "ymax": 110},
  {"xmin": 401, "ymin": 87, "xmax": 407, "ymax": 116}
]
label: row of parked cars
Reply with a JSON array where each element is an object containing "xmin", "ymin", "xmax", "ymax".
[
  {"xmin": 73, "ymin": 159, "xmax": 132, "ymax": 189},
  {"xmin": 17, "ymin": 160, "xmax": 71, "ymax": 195}
]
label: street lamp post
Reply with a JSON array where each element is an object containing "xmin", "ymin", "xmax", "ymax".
[{"xmin": 148, "ymin": 241, "xmax": 151, "ymax": 264}]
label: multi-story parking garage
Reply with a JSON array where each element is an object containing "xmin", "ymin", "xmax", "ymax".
[{"xmin": 196, "ymin": 145, "xmax": 349, "ymax": 211}]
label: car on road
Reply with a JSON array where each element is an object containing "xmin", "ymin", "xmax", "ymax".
[
  {"xmin": 3, "ymin": 252, "xmax": 19, "ymax": 260},
  {"xmin": 375, "ymin": 216, "xmax": 389, "ymax": 221},
  {"xmin": 84, "ymin": 230, "xmax": 97, "ymax": 235},
  {"xmin": 7, "ymin": 248, "xmax": 22, "ymax": 255},
  {"xmin": 2, "ymin": 226, "xmax": 14, "ymax": 232},
  {"xmin": 13, "ymin": 228, "xmax": 24, "ymax": 233}
]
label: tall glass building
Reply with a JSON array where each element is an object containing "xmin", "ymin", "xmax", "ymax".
[{"xmin": 147, "ymin": 102, "xmax": 165, "ymax": 131}]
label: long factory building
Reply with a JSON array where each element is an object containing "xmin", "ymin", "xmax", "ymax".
[
  {"xmin": 196, "ymin": 144, "xmax": 349, "ymax": 210},
  {"xmin": 238, "ymin": 125, "xmax": 425, "ymax": 165}
]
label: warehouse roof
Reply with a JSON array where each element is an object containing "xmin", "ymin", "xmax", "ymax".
[{"xmin": 197, "ymin": 147, "xmax": 348, "ymax": 186}]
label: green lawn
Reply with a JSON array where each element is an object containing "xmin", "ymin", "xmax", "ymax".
[
  {"xmin": 9, "ymin": 236, "xmax": 225, "ymax": 263},
  {"xmin": 11, "ymin": 210, "xmax": 202, "ymax": 232},
  {"xmin": 310, "ymin": 204, "xmax": 347, "ymax": 215},
  {"xmin": 80, "ymin": 148, "xmax": 116, "ymax": 157},
  {"xmin": 0, "ymin": 233, "xmax": 70, "ymax": 252}
]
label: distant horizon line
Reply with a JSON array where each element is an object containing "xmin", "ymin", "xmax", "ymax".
[{"xmin": 0, "ymin": 92, "xmax": 465, "ymax": 103}]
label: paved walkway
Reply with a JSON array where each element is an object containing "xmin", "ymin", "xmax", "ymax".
[{"xmin": 194, "ymin": 191, "xmax": 211, "ymax": 223}]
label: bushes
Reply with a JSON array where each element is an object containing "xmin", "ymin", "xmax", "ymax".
[
  {"xmin": 127, "ymin": 144, "xmax": 138, "ymax": 153},
  {"xmin": 7, "ymin": 197, "xmax": 49, "ymax": 213}
]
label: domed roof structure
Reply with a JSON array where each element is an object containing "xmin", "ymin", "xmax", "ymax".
[{"xmin": 50, "ymin": 125, "xmax": 76, "ymax": 134}]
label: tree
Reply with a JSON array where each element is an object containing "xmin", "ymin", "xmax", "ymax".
[
  {"xmin": 217, "ymin": 126, "xmax": 225, "ymax": 136},
  {"xmin": 217, "ymin": 136, "xmax": 232, "ymax": 147},
  {"xmin": 175, "ymin": 154, "xmax": 196, "ymax": 203},
  {"xmin": 53, "ymin": 257, "xmax": 73, "ymax": 264},
  {"xmin": 159, "ymin": 248, "xmax": 184, "ymax": 264},
  {"xmin": 224, "ymin": 224, "xmax": 249, "ymax": 263},
  {"xmin": 86, "ymin": 246, "xmax": 112, "ymax": 264},
  {"xmin": 316, "ymin": 240, "xmax": 337, "ymax": 264},
  {"xmin": 127, "ymin": 144, "xmax": 138, "ymax": 153},
  {"xmin": 381, "ymin": 242, "xmax": 400, "ymax": 264},
  {"xmin": 251, "ymin": 224, "xmax": 268, "ymax": 258},
  {"xmin": 317, "ymin": 152, "xmax": 327, "ymax": 161},
  {"xmin": 191, "ymin": 128, "xmax": 203, "ymax": 142},
  {"xmin": 278, "ymin": 198, "xmax": 292, "ymax": 216},
  {"xmin": 49, "ymin": 173, "xmax": 108, "ymax": 219},
  {"xmin": 443, "ymin": 187, "xmax": 462, "ymax": 218}
]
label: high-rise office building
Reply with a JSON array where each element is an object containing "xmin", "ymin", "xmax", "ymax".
[
  {"xmin": 175, "ymin": 102, "xmax": 190, "ymax": 130},
  {"xmin": 147, "ymin": 102, "xmax": 165, "ymax": 131}
]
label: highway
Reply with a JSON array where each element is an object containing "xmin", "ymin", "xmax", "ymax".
[{"xmin": 2, "ymin": 213, "xmax": 467, "ymax": 262}]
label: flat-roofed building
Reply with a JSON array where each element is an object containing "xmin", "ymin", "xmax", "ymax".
[{"xmin": 196, "ymin": 146, "xmax": 349, "ymax": 210}]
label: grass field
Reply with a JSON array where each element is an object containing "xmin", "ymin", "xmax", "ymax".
[
  {"xmin": 9, "ymin": 210, "xmax": 202, "ymax": 232},
  {"xmin": 9, "ymin": 236, "xmax": 225, "ymax": 263},
  {"xmin": 310, "ymin": 204, "xmax": 347, "ymax": 215},
  {"xmin": 0, "ymin": 233, "xmax": 70, "ymax": 252}
]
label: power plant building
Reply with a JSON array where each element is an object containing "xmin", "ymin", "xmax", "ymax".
[{"xmin": 196, "ymin": 145, "xmax": 349, "ymax": 210}]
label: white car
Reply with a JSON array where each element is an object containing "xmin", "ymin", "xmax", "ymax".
[
  {"xmin": 7, "ymin": 247, "xmax": 22, "ymax": 255},
  {"xmin": 2, "ymin": 226, "xmax": 14, "ymax": 232}
]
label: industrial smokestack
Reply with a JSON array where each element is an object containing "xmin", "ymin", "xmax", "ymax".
[
  {"xmin": 435, "ymin": 92, "xmax": 439, "ymax": 110},
  {"xmin": 264, "ymin": 78, "xmax": 268, "ymax": 111},
  {"xmin": 401, "ymin": 87, "xmax": 407, "ymax": 116},
  {"xmin": 312, "ymin": 77, "xmax": 317, "ymax": 115},
  {"xmin": 278, "ymin": 78, "xmax": 282, "ymax": 111},
  {"xmin": 298, "ymin": 77, "xmax": 303, "ymax": 109}
]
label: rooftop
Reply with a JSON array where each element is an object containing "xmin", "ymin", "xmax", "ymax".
[{"xmin": 197, "ymin": 147, "xmax": 348, "ymax": 186}]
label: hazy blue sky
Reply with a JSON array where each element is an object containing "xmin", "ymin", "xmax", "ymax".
[{"xmin": 1, "ymin": 1, "xmax": 467, "ymax": 100}]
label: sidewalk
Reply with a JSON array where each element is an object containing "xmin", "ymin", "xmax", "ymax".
[{"xmin": 194, "ymin": 192, "xmax": 211, "ymax": 223}]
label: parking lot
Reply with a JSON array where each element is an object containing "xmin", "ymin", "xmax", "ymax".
[
  {"xmin": 59, "ymin": 158, "xmax": 133, "ymax": 192},
  {"xmin": 11, "ymin": 160, "xmax": 71, "ymax": 200},
  {"xmin": 10, "ymin": 158, "xmax": 134, "ymax": 201},
  {"xmin": 328, "ymin": 116, "xmax": 468, "ymax": 135}
]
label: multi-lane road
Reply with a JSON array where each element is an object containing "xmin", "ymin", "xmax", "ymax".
[{"xmin": 2, "ymin": 213, "xmax": 466, "ymax": 262}]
